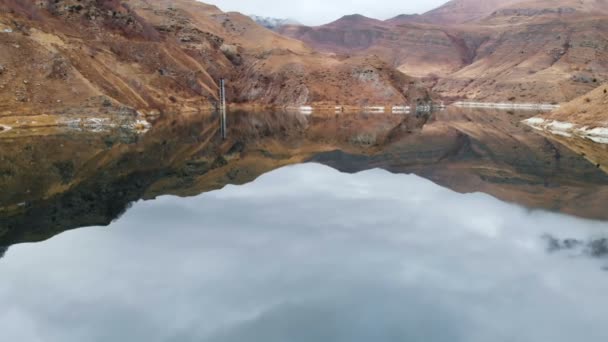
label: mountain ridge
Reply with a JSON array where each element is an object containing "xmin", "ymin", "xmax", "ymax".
[
  {"xmin": 2, "ymin": 0, "xmax": 608, "ymax": 121},
  {"xmin": 278, "ymin": 0, "xmax": 608, "ymax": 103}
]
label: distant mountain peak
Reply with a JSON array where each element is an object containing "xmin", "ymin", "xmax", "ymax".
[
  {"xmin": 340, "ymin": 14, "xmax": 368, "ymax": 20},
  {"xmin": 324, "ymin": 14, "xmax": 385, "ymax": 28},
  {"xmin": 385, "ymin": 13, "xmax": 423, "ymax": 25},
  {"xmin": 333, "ymin": 14, "xmax": 381, "ymax": 22}
]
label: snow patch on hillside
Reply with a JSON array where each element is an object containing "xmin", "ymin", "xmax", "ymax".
[{"xmin": 249, "ymin": 15, "xmax": 300, "ymax": 29}]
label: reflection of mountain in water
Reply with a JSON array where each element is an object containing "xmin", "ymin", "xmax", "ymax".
[
  {"xmin": 1, "ymin": 108, "xmax": 608, "ymax": 247},
  {"xmin": 543, "ymin": 234, "xmax": 608, "ymax": 261},
  {"xmin": 0, "ymin": 246, "xmax": 7, "ymax": 259}
]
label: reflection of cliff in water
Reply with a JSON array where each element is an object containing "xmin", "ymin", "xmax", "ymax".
[
  {"xmin": 311, "ymin": 108, "xmax": 608, "ymax": 218},
  {"xmin": 1, "ymin": 108, "xmax": 608, "ymax": 247},
  {"xmin": 0, "ymin": 110, "xmax": 394, "ymax": 245}
]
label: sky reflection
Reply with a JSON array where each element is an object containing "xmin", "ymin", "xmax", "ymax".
[{"xmin": 1, "ymin": 164, "xmax": 607, "ymax": 341}]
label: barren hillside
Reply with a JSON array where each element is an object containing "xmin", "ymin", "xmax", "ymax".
[
  {"xmin": 547, "ymin": 84, "xmax": 608, "ymax": 126},
  {"xmin": 278, "ymin": 17, "xmax": 484, "ymax": 78},
  {"xmin": 412, "ymin": 0, "xmax": 523, "ymax": 25},
  {"xmin": 435, "ymin": 16, "xmax": 608, "ymax": 102},
  {"xmin": 279, "ymin": 0, "xmax": 608, "ymax": 103},
  {"xmin": 0, "ymin": 0, "xmax": 430, "ymax": 119}
]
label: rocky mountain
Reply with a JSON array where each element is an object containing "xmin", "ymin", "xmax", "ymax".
[
  {"xmin": 483, "ymin": 0, "xmax": 608, "ymax": 23},
  {"xmin": 0, "ymin": 0, "xmax": 431, "ymax": 119},
  {"xmin": 249, "ymin": 15, "xmax": 299, "ymax": 29},
  {"xmin": 3, "ymin": 0, "xmax": 608, "ymax": 117},
  {"xmin": 278, "ymin": 16, "xmax": 476, "ymax": 78},
  {"xmin": 435, "ymin": 0, "xmax": 608, "ymax": 102},
  {"xmin": 390, "ymin": 0, "xmax": 608, "ymax": 26},
  {"xmin": 413, "ymin": 0, "xmax": 522, "ymax": 25},
  {"xmin": 279, "ymin": 0, "xmax": 608, "ymax": 103}
]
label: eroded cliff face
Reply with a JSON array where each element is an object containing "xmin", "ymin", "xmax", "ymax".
[{"xmin": 0, "ymin": 0, "xmax": 430, "ymax": 118}]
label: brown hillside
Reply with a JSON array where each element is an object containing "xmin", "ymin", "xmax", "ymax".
[
  {"xmin": 279, "ymin": 0, "xmax": 608, "ymax": 103},
  {"xmin": 435, "ymin": 16, "xmax": 608, "ymax": 103},
  {"xmin": 541, "ymin": 84, "xmax": 608, "ymax": 126},
  {"xmin": 278, "ymin": 19, "xmax": 483, "ymax": 78},
  {"xmin": 0, "ymin": 0, "xmax": 429, "ymax": 118},
  {"xmin": 414, "ymin": 0, "xmax": 523, "ymax": 25}
]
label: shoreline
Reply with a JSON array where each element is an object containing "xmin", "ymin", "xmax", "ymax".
[
  {"xmin": 523, "ymin": 118, "xmax": 608, "ymax": 144},
  {"xmin": 453, "ymin": 101, "xmax": 559, "ymax": 111},
  {"xmin": 0, "ymin": 113, "xmax": 153, "ymax": 135}
]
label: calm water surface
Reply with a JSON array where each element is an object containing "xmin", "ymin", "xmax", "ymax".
[{"xmin": 1, "ymin": 108, "xmax": 608, "ymax": 341}]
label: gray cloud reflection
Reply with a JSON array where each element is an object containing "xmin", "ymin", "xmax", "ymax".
[{"xmin": 0, "ymin": 163, "xmax": 607, "ymax": 341}]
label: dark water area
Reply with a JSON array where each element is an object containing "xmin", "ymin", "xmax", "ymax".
[{"xmin": 1, "ymin": 108, "xmax": 608, "ymax": 341}]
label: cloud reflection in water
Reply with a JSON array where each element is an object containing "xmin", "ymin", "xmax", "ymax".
[{"xmin": 0, "ymin": 163, "xmax": 607, "ymax": 341}]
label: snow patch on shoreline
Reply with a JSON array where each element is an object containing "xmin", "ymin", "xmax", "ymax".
[
  {"xmin": 544, "ymin": 121, "xmax": 574, "ymax": 137},
  {"xmin": 0, "ymin": 124, "xmax": 12, "ymax": 134},
  {"xmin": 455, "ymin": 101, "xmax": 559, "ymax": 111},
  {"xmin": 579, "ymin": 127, "xmax": 608, "ymax": 144},
  {"xmin": 62, "ymin": 117, "xmax": 151, "ymax": 134},
  {"xmin": 523, "ymin": 118, "xmax": 608, "ymax": 144},
  {"xmin": 128, "ymin": 119, "xmax": 152, "ymax": 134}
]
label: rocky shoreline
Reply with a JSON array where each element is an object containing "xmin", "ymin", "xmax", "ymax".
[{"xmin": 0, "ymin": 111, "xmax": 155, "ymax": 136}]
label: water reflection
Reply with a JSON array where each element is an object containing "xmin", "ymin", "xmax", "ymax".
[
  {"xmin": 0, "ymin": 164, "xmax": 607, "ymax": 341},
  {"xmin": 1, "ymin": 108, "xmax": 608, "ymax": 247}
]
